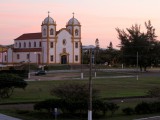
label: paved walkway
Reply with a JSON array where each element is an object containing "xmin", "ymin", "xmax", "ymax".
[
  {"xmin": 0, "ymin": 114, "xmax": 22, "ymax": 120},
  {"xmin": 134, "ymin": 116, "xmax": 160, "ymax": 120}
]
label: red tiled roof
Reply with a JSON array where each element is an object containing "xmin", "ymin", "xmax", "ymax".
[
  {"xmin": 15, "ymin": 33, "xmax": 42, "ymax": 40},
  {"xmin": 13, "ymin": 48, "xmax": 42, "ymax": 52}
]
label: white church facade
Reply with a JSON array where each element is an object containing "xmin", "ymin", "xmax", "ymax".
[{"xmin": 0, "ymin": 14, "xmax": 82, "ymax": 65}]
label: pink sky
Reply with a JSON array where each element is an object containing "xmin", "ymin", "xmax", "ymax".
[{"xmin": 1, "ymin": 0, "xmax": 160, "ymax": 48}]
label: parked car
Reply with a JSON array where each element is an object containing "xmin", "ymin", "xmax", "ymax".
[{"xmin": 35, "ymin": 70, "xmax": 46, "ymax": 75}]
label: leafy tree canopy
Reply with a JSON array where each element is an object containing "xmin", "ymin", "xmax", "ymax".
[
  {"xmin": 0, "ymin": 73, "xmax": 27, "ymax": 98},
  {"xmin": 116, "ymin": 20, "xmax": 160, "ymax": 71},
  {"xmin": 50, "ymin": 83, "xmax": 99, "ymax": 102}
]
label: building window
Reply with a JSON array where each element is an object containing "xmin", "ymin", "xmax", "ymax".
[
  {"xmin": 75, "ymin": 55, "xmax": 78, "ymax": 61},
  {"xmin": 63, "ymin": 39, "xmax": 66, "ymax": 45},
  {"xmin": 39, "ymin": 41, "xmax": 42, "ymax": 47},
  {"xmin": 29, "ymin": 42, "xmax": 31, "ymax": 48},
  {"xmin": 19, "ymin": 42, "xmax": 21, "ymax": 48},
  {"xmin": 24, "ymin": 42, "xmax": 26, "ymax": 48},
  {"xmin": 50, "ymin": 55, "xmax": 54, "ymax": 61},
  {"xmin": 50, "ymin": 28, "xmax": 54, "ymax": 35},
  {"xmin": 34, "ymin": 42, "xmax": 36, "ymax": 47},
  {"xmin": 43, "ymin": 28, "xmax": 46, "ymax": 36},
  {"xmin": 75, "ymin": 29, "xmax": 79, "ymax": 36},
  {"xmin": 68, "ymin": 29, "xmax": 71, "ymax": 33},
  {"xmin": 50, "ymin": 42, "xmax": 53, "ymax": 48},
  {"xmin": 75, "ymin": 42, "xmax": 78, "ymax": 48},
  {"xmin": 27, "ymin": 54, "xmax": 30, "ymax": 59},
  {"xmin": 15, "ymin": 42, "xmax": 17, "ymax": 47},
  {"xmin": 17, "ymin": 54, "xmax": 20, "ymax": 59},
  {"xmin": 5, "ymin": 55, "xmax": 7, "ymax": 61}
]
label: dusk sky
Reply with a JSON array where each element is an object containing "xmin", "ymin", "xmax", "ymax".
[{"xmin": 1, "ymin": 0, "xmax": 160, "ymax": 48}]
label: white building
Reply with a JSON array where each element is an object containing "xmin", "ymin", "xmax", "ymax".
[{"xmin": 0, "ymin": 14, "xmax": 82, "ymax": 65}]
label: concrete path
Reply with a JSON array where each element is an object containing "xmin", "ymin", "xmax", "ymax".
[
  {"xmin": 0, "ymin": 114, "xmax": 22, "ymax": 120},
  {"xmin": 134, "ymin": 116, "xmax": 160, "ymax": 120}
]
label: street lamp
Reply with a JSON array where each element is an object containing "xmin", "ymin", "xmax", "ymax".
[
  {"xmin": 136, "ymin": 51, "xmax": 139, "ymax": 80},
  {"xmin": 34, "ymin": 52, "xmax": 38, "ymax": 65},
  {"xmin": 81, "ymin": 43, "xmax": 84, "ymax": 79},
  {"xmin": 28, "ymin": 51, "xmax": 31, "ymax": 79},
  {"xmin": 81, "ymin": 49, "xmax": 84, "ymax": 79},
  {"xmin": 88, "ymin": 48, "xmax": 92, "ymax": 120}
]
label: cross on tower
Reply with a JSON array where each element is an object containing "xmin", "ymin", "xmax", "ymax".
[
  {"xmin": 72, "ymin": 12, "xmax": 75, "ymax": 18},
  {"xmin": 48, "ymin": 11, "xmax": 50, "ymax": 17}
]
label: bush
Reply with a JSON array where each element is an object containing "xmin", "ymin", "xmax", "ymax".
[
  {"xmin": 135, "ymin": 102, "xmax": 151, "ymax": 114},
  {"xmin": 150, "ymin": 102, "xmax": 160, "ymax": 113},
  {"xmin": 122, "ymin": 107, "xmax": 134, "ymax": 115},
  {"xmin": 147, "ymin": 87, "xmax": 160, "ymax": 98},
  {"xmin": 34, "ymin": 99, "xmax": 119, "ymax": 117},
  {"xmin": 107, "ymin": 102, "xmax": 119, "ymax": 115},
  {"xmin": 34, "ymin": 99, "xmax": 61, "ymax": 112}
]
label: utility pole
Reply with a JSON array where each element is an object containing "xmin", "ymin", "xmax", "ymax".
[
  {"xmin": 2, "ymin": 47, "xmax": 3, "ymax": 65},
  {"xmin": 81, "ymin": 43, "xmax": 83, "ymax": 79},
  {"xmin": 94, "ymin": 49, "xmax": 96, "ymax": 78},
  {"xmin": 28, "ymin": 50, "xmax": 31, "ymax": 79},
  {"xmin": 136, "ymin": 51, "xmax": 139, "ymax": 80},
  {"xmin": 88, "ymin": 48, "xmax": 92, "ymax": 120}
]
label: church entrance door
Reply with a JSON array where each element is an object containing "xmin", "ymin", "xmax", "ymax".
[{"xmin": 61, "ymin": 55, "xmax": 67, "ymax": 64}]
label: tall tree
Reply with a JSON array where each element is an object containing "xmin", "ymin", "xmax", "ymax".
[
  {"xmin": 95, "ymin": 38, "xmax": 100, "ymax": 49},
  {"xmin": 116, "ymin": 21, "xmax": 159, "ymax": 71},
  {"xmin": 108, "ymin": 42, "xmax": 113, "ymax": 50}
]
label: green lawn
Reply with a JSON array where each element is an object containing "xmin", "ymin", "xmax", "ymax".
[
  {"xmin": 1, "ymin": 71, "xmax": 160, "ymax": 120},
  {"xmin": 0, "ymin": 72, "xmax": 160, "ymax": 103}
]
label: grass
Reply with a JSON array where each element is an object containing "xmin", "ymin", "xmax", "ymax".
[
  {"xmin": 0, "ymin": 71, "xmax": 160, "ymax": 103},
  {"xmin": 1, "ymin": 71, "xmax": 160, "ymax": 120}
]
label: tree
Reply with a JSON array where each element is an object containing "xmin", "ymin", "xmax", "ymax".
[
  {"xmin": 50, "ymin": 83, "xmax": 100, "ymax": 114},
  {"xmin": 50, "ymin": 83, "xmax": 99, "ymax": 102},
  {"xmin": 108, "ymin": 42, "xmax": 113, "ymax": 50},
  {"xmin": 0, "ymin": 73, "xmax": 27, "ymax": 98},
  {"xmin": 95, "ymin": 38, "xmax": 100, "ymax": 49},
  {"xmin": 116, "ymin": 20, "xmax": 159, "ymax": 71}
]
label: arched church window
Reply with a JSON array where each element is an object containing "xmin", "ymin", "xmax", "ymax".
[
  {"xmin": 43, "ymin": 28, "xmax": 46, "ymax": 36},
  {"xmin": 50, "ymin": 28, "xmax": 54, "ymax": 35},
  {"xmin": 68, "ymin": 29, "xmax": 71, "ymax": 33},
  {"xmin": 75, "ymin": 42, "xmax": 78, "ymax": 48},
  {"xmin": 24, "ymin": 42, "xmax": 26, "ymax": 48},
  {"xmin": 19, "ymin": 42, "xmax": 21, "ymax": 48},
  {"xmin": 75, "ymin": 29, "xmax": 79, "ymax": 36},
  {"xmin": 63, "ymin": 39, "xmax": 66, "ymax": 45},
  {"xmin": 29, "ymin": 42, "xmax": 31, "ymax": 48},
  {"xmin": 34, "ymin": 42, "xmax": 36, "ymax": 47}
]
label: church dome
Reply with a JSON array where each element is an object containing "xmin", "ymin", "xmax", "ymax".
[
  {"xmin": 67, "ymin": 17, "xmax": 80, "ymax": 25},
  {"xmin": 43, "ymin": 16, "xmax": 54, "ymax": 24}
]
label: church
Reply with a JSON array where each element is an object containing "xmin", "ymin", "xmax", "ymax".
[{"xmin": 0, "ymin": 13, "xmax": 82, "ymax": 65}]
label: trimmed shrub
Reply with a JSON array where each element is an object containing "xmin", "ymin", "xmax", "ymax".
[
  {"xmin": 34, "ymin": 98, "xmax": 119, "ymax": 117},
  {"xmin": 122, "ymin": 107, "xmax": 134, "ymax": 115},
  {"xmin": 107, "ymin": 102, "xmax": 119, "ymax": 115},
  {"xmin": 135, "ymin": 102, "xmax": 151, "ymax": 114},
  {"xmin": 147, "ymin": 87, "xmax": 160, "ymax": 98}
]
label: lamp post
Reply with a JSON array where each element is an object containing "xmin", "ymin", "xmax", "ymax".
[
  {"xmin": 88, "ymin": 48, "xmax": 92, "ymax": 120},
  {"xmin": 94, "ymin": 49, "xmax": 96, "ymax": 78},
  {"xmin": 34, "ymin": 52, "xmax": 38, "ymax": 65},
  {"xmin": 81, "ymin": 48, "xmax": 84, "ymax": 79},
  {"xmin": 136, "ymin": 51, "xmax": 139, "ymax": 80},
  {"xmin": 28, "ymin": 51, "xmax": 30, "ymax": 79},
  {"xmin": 2, "ymin": 47, "xmax": 3, "ymax": 65}
]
